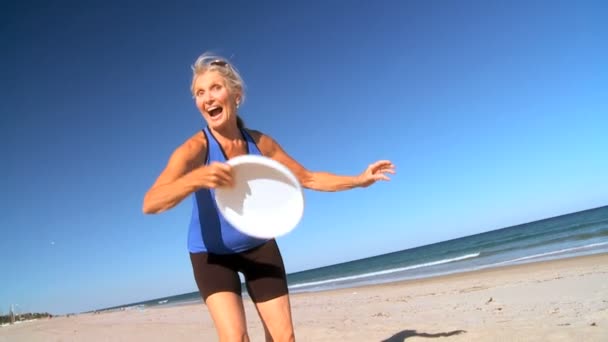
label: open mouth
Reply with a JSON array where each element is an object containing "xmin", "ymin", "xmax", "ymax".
[{"xmin": 208, "ymin": 106, "xmax": 223, "ymax": 118}]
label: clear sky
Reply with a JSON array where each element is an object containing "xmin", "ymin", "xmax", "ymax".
[{"xmin": 2, "ymin": 0, "xmax": 607, "ymax": 315}]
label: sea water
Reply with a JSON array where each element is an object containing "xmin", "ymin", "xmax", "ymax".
[{"xmin": 98, "ymin": 205, "xmax": 608, "ymax": 312}]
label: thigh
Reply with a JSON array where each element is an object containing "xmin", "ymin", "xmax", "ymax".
[
  {"xmin": 240, "ymin": 239, "xmax": 289, "ymax": 303},
  {"xmin": 240, "ymin": 240, "xmax": 294, "ymax": 340},
  {"xmin": 190, "ymin": 252, "xmax": 249, "ymax": 340},
  {"xmin": 189, "ymin": 252, "xmax": 242, "ymax": 302},
  {"xmin": 206, "ymin": 292, "xmax": 249, "ymax": 342},
  {"xmin": 254, "ymin": 294, "xmax": 295, "ymax": 342}
]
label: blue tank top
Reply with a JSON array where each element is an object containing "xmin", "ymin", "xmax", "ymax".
[{"xmin": 187, "ymin": 126, "xmax": 270, "ymax": 254}]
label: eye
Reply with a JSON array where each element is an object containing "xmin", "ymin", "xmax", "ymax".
[
  {"xmin": 196, "ymin": 89, "xmax": 204, "ymax": 97},
  {"xmin": 211, "ymin": 84, "xmax": 221, "ymax": 91}
]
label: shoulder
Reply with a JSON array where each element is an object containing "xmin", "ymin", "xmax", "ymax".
[
  {"xmin": 172, "ymin": 130, "xmax": 208, "ymax": 164},
  {"xmin": 244, "ymin": 128, "xmax": 278, "ymax": 155}
]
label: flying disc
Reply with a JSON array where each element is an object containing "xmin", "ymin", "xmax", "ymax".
[{"xmin": 214, "ymin": 155, "xmax": 305, "ymax": 239}]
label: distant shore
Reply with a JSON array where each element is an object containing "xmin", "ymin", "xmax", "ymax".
[{"xmin": 2, "ymin": 253, "xmax": 607, "ymax": 341}]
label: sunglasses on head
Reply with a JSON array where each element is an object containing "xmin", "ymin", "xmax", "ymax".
[{"xmin": 210, "ymin": 59, "xmax": 228, "ymax": 67}]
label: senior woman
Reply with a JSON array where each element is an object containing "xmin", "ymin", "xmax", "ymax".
[{"xmin": 142, "ymin": 52, "xmax": 395, "ymax": 342}]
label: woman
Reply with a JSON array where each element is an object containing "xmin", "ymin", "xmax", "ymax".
[{"xmin": 142, "ymin": 52, "xmax": 395, "ymax": 342}]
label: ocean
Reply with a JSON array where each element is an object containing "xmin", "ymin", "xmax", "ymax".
[{"xmin": 98, "ymin": 205, "xmax": 608, "ymax": 312}]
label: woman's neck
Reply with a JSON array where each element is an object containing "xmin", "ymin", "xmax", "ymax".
[{"xmin": 210, "ymin": 124, "xmax": 242, "ymax": 143}]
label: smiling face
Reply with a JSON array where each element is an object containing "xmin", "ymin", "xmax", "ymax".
[{"xmin": 193, "ymin": 70, "xmax": 241, "ymax": 130}]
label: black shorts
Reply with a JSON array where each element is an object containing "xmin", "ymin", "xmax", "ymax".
[{"xmin": 189, "ymin": 239, "xmax": 289, "ymax": 303}]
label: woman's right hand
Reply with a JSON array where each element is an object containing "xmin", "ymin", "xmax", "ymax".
[
  {"xmin": 143, "ymin": 133, "xmax": 233, "ymax": 214},
  {"xmin": 193, "ymin": 162, "xmax": 234, "ymax": 189}
]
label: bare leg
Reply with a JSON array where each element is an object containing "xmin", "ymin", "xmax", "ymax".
[
  {"xmin": 206, "ymin": 292, "xmax": 250, "ymax": 342},
  {"xmin": 254, "ymin": 294, "xmax": 295, "ymax": 342},
  {"xmin": 254, "ymin": 309, "xmax": 273, "ymax": 342}
]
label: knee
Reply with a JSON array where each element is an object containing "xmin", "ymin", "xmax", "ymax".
[
  {"xmin": 268, "ymin": 329, "xmax": 295, "ymax": 342},
  {"xmin": 220, "ymin": 331, "xmax": 250, "ymax": 342},
  {"xmin": 282, "ymin": 332, "xmax": 296, "ymax": 342}
]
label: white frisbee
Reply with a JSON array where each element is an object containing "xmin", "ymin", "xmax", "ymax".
[{"xmin": 214, "ymin": 155, "xmax": 305, "ymax": 239}]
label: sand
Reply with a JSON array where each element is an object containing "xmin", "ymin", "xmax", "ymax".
[{"xmin": 1, "ymin": 253, "xmax": 607, "ymax": 341}]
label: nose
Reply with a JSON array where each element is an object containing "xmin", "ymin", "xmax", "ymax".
[{"xmin": 203, "ymin": 93, "xmax": 215, "ymax": 106}]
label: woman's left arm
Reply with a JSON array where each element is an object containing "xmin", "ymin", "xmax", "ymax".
[{"xmin": 249, "ymin": 130, "xmax": 395, "ymax": 192}]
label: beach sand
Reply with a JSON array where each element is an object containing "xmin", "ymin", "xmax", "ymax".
[{"xmin": 2, "ymin": 253, "xmax": 607, "ymax": 341}]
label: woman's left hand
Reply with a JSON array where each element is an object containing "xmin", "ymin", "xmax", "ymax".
[{"xmin": 357, "ymin": 160, "xmax": 396, "ymax": 187}]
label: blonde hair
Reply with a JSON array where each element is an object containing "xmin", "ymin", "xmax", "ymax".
[
  {"xmin": 190, "ymin": 52, "xmax": 247, "ymax": 128},
  {"xmin": 190, "ymin": 52, "xmax": 246, "ymax": 104}
]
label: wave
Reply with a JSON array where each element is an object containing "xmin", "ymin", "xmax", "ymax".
[
  {"xmin": 287, "ymin": 242, "xmax": 608, "ymax": 291},
  {"xmin": 481, "ymin": 228, "xmax": 608, "ymax": 259},
  {"xmin": 488, "ymin": 241, "xmax": 608, "ymax": 267},
  {"xmin": 288, "ymin": 252, "xmax": 480, "ymax": 289}
]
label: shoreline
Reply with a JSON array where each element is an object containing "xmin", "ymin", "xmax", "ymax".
[
  {"xmin": 97, "ymin": 250, "xmax": 608, "ymax": 313},
  {"xmin": 291, "ymin": 251, "xmax": 608, "ymax": 297},
  {"xmin": 2, "ymin": 252, "xmax": 607, "ymax": 341}
]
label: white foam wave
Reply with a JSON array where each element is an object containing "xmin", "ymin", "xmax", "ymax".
[
  {"xmin": 490, "ymin": 241, "xmax": 608, "ymax": 267},
  {"xmin": 288, "ymin": 252, "xmax": 480, "ymax": 290}
]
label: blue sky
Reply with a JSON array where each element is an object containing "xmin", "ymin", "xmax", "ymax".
[{"xmin": 2, "ymin": 0, "xmax": 607, "ymax": 315}]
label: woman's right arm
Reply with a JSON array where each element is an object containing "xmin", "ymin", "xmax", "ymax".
[{"xmin": 142, "ymin": 134, "xmax": 232, "ymax": 214}]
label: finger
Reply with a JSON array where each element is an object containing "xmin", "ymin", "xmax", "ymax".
[
  {"xmin": 206, "ymin": 167, "xmax": 230, "ymax": 186},
  {"xmin": 370, "ymin": 166, "xmax": 395, "ymax": 176},
  {"xmin": 214, "ymin": 163, "xmax": 233, "ymax": 173},
  {"xmin": 370, "ymin": 160, "xmax": 390, "ymax": 168},
  {"xmin": 370, "ymin": 160, "xmax": 394, "ymax": 171},
  {"xmin": 210, "ymin": 163, "xmax": 234, "ymax": 186},
  {"xmin": 216, "ymin": 169, "xmax": 234, "ymax": 186},
  {"xmin": 379, "ymin": 166, "xmax": 396, "ymax": 174},
  {"xmin": 377, "ymin": 160, "xmax": 393, "ymax": 166},
  {"xmin": 210, "ymin": 174, "xmax": 227, "ymax": 187},
  {"xmin": 374, "ymin": 174, "xmax": 391, "ymax": 181}
]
